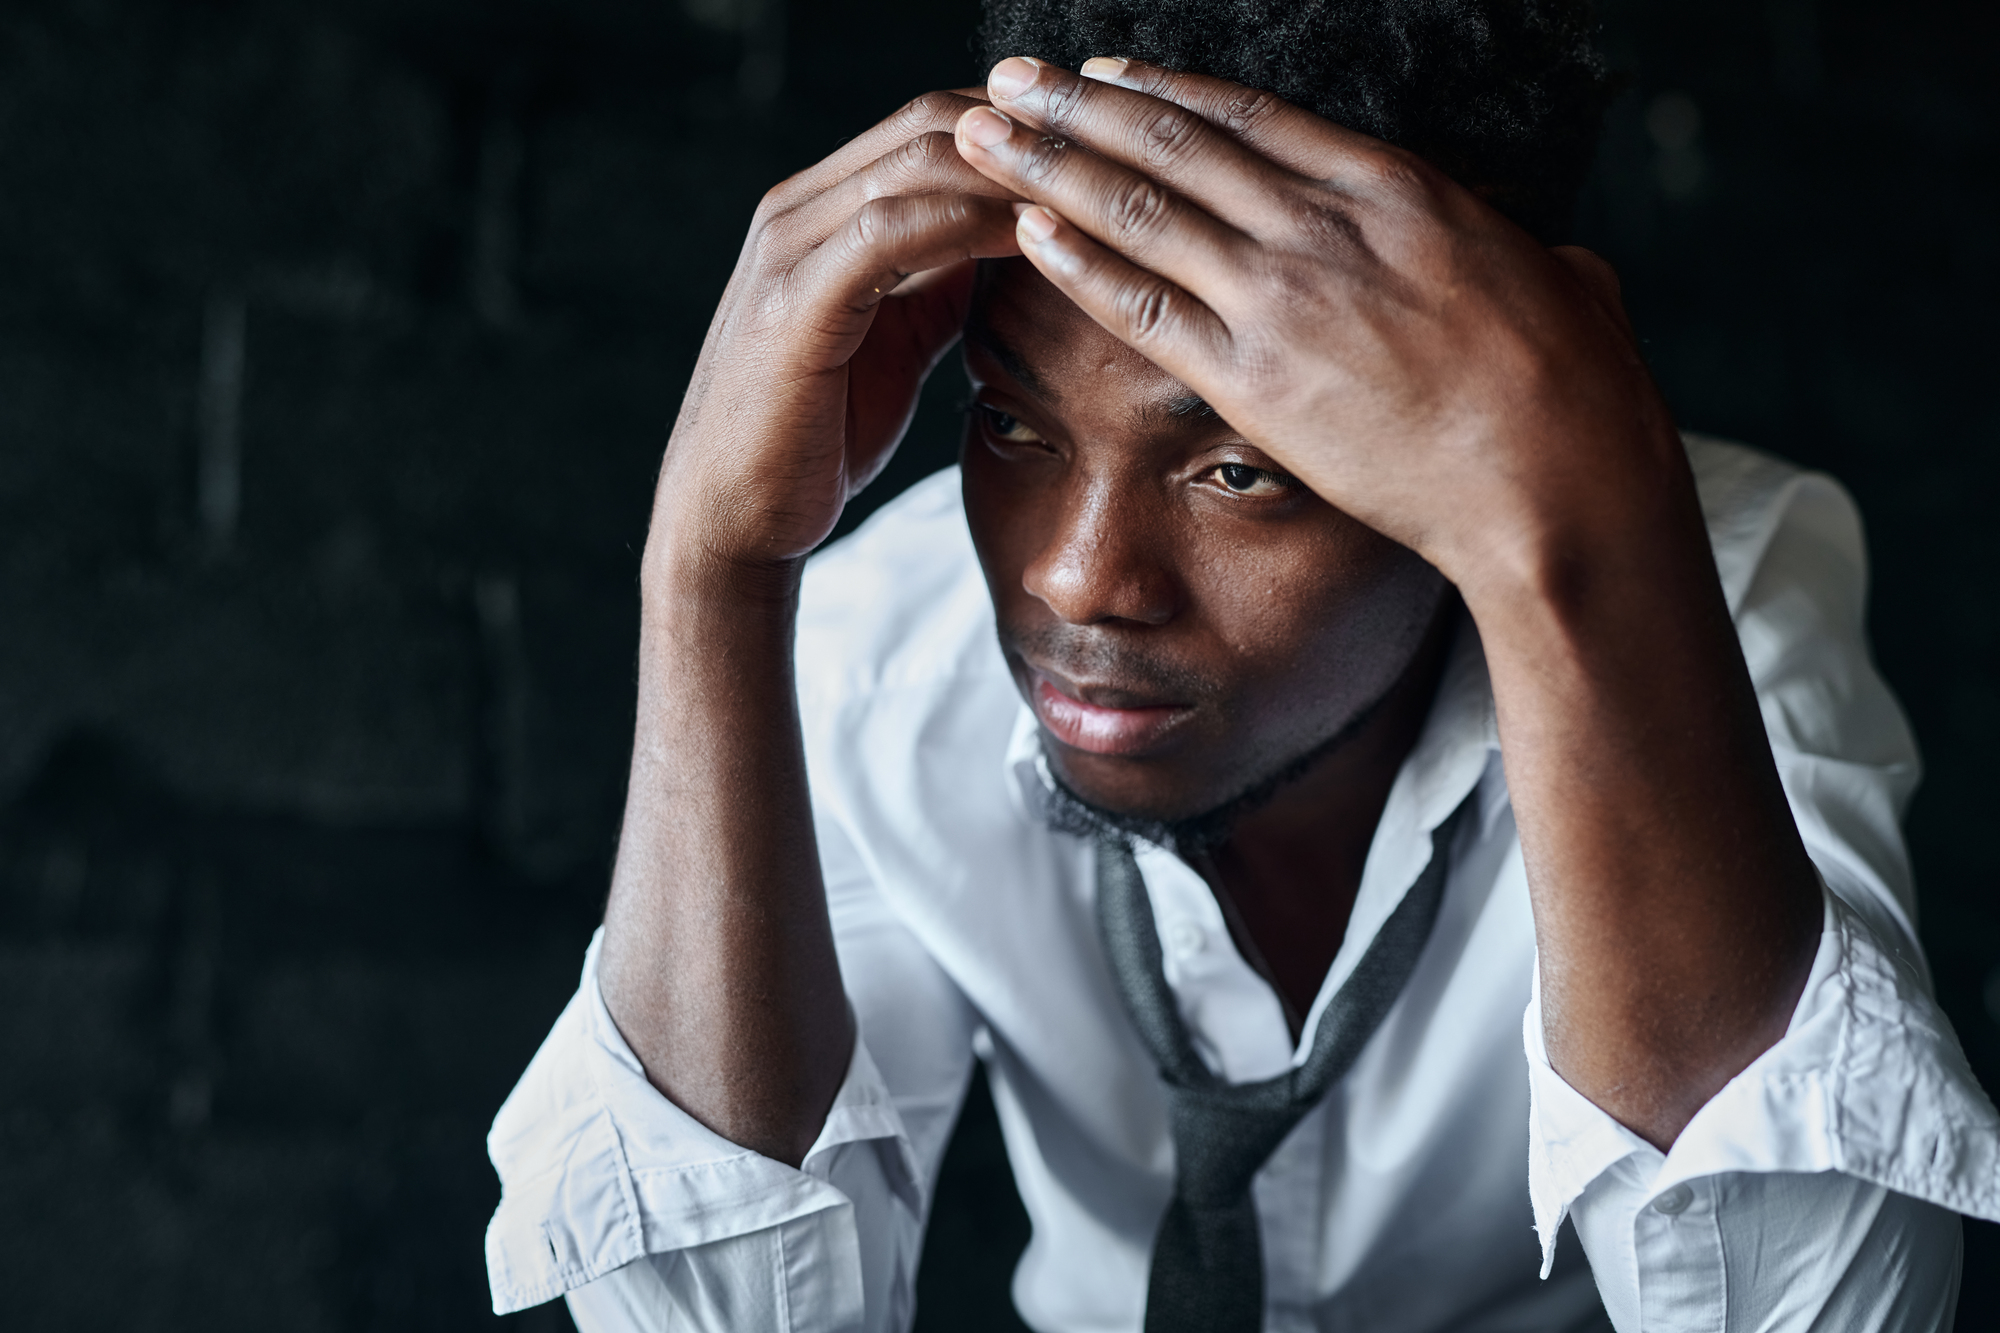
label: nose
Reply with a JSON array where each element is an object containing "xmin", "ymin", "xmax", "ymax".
[{"xmin": 1020, "ymin": 474, "xmax": 1181, "ymax": 627}]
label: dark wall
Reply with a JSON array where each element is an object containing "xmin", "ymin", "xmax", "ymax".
[{"xmin": 0, "ymin": 0, "xmax": 1990, "ymax": 1329}]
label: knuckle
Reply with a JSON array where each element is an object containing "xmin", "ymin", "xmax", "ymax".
[
  {"xmin": 1218, "ymin": 89, "xmax": 1278, "ymax": 137},
  {"xmin": 1353, "ymin": 145, "xmax": 1434, "ymax": 199},
  {"xmin": 1037, "ymin": 74, "xmax": 1088, "ymax": 130},
  {"xmin": 866, "ymin": 136, "xmax": 934, "ymax": 200},
  {"xmin": 746, "ymin": 218, "xmax": 791, "ymax": 275},
  {"xmin": 1121, "ymin": 281, "xmax": 1176, "ymax": 344},
  {"xmin": 1139, "ymin": 107, "xmax": 1201, "ymax": 170},
  {"xmin": 902, "ymin": 90, "xmax": 964, "ymax": 132},
  {"xmin": 754, "ymin": 179, "xmax": 800, "ymax": 228},
  {"xmin": 850, "ymin": 195, "xmax": 897, "ymax": 250},
  {"xmin": 1106, "ymin": 178, "xmax": 1172, "ymax": 245},
  {"xmin": 900, "ymin": 131, "xmax": 956, "ymax": 177}
]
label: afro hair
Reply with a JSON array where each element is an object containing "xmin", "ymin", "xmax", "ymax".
[{"xmin": 976, "ymin": 0, "xmax": 1619, "ymax": 242}]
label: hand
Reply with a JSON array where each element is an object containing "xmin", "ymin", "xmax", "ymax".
[
  {"xmin": 951, "ymin": 57, "xmax": 1681, "ymax": 596},
  {"xmin": 954, "ymin": 58, "xmax": 1822, "ymax": 1148},
  {"xmin": 652, "ymin": 91, "xmax": 1023, "ymax": 578}
]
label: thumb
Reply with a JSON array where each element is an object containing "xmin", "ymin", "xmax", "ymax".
[{"xmin": 840, "ymin": 259, "xmax": 985, "ymax": 497}]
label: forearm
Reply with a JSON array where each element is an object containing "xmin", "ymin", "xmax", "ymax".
[
  {"xmin": 598, "ymin": 541, "xmax": 854, "ymax": 1167},
  {"xmin": 1463, "ymin": 453, "xmax": 1822, "ymax": 1149}
]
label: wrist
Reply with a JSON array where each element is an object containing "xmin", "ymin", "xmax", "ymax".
[
  {"xmin": 641, "ymin": 523, "xmax": 806, "ymax": 620},
  {"xmin": 1443, "ymin": 421, "xmax": 1702, "ymax": 621}
]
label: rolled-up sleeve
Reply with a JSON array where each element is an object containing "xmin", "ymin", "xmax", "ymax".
[
  {"xmin": 485, "ymin": 817, "xmax": 978, "ymax": 1332},
  {"xmin": 1526, "ymin": 887, "xmax": 1995, "ymax": 1330},
  {"xmin": 1522, "ymin": 449, "xmax": 2000, "ymax": 1330}
]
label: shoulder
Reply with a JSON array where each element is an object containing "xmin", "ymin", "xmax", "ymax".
[
  {"xmin": 1682, "ymin": 432, "xmax": 1867, "ymax": 616},
  {"xmin": 796, "ymin": 467, "xmax": 1005, "ymax": 708}
]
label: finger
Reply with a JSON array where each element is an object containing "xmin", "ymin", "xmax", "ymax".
[
  {"xmin": 777, "ymin": 130, "xmax": 1021, "ymax": 257},
  {"xmin": 954, "ymin": 103, "xmax": 1251, "ymax": 295},
  {"xmin": 761, "ymin": 90, "xmax": 990, "ymax": 220},
  {"xmin": 1010, "ymin": 203, "xmax": 1231, "ymax": 387},
  {"xmin": 980, "ymin": 56, "xmax": 1296, "ymax": 229},
  {"xmin": 785, "ymin": 193, "xmax": 1022, "ymax": 366},
  {"xmin": 1073, "ymin": 57, "xmax": 1392, "ymax": 182}
]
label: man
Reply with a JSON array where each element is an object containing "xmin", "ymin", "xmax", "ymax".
[{"xmin": 486, "ymin": 1, "xmax": 2000, "ymax": 1329}]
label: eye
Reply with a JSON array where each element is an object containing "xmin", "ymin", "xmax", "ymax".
[
  {"xmin": 1213, "ymin": 462, "xmax": 1291, "ymax": 497},
  {"xmin": 978, "ymin": 405, "xmax": 1044, "ymax": 445}
]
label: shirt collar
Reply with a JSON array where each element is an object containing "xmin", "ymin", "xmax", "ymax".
[{"xmin": 1003, "ymin": 699, "xmax": 1059, "ymax": 828}]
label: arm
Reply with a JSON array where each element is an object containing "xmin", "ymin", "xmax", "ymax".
[
  {"xmin": 485, "ymin": 821, "xmax": 980, "ymax": 1325},
  {"xmin": 948, "ymin": 57, "xmax": 1818, "ymax": 1148},
  {"xmin": 597, "ymin": 93, "xmax": 1020, "ymax": 1165},
  {"xmin": 558, "ymin": 821, "xmax": 982, "ymax": 1333}
]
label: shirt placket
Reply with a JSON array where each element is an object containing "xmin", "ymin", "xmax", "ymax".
[{"xmin": 1255, "ymin": 1096, "xmax": 1330, "ymax": 1332}]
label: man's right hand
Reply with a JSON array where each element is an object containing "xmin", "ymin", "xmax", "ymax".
[
  {"xmin": 652, "ymin": 91, "xmax": 1023, "ymax": 577},
  {"xmin": 601, "ymin": 94, "xmax": 1019, "ymax": 1167}
]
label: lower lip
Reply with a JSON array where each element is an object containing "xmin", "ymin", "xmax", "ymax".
[{"xmin": 1033, "ymin": 677, "xmax": 1190, "ymax": 756}]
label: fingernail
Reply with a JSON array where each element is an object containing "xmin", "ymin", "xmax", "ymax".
[
  {"xmin": 960, "ymin": 106, "xmax": 1013, "ymax": 148},
  {"xmin": 1080, "ymin": 56, "xmax": 1129, "ymax": 82},
  {"xmin": 988, "ymin": 56, "xmax": 1041, "ymax": 100},
  {"xmin": 1017, "ymin": 206, "xmax": 1058, "ymax": 243}
]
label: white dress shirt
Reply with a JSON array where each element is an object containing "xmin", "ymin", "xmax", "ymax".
[{"xmin": 485, "ymin": 436, "xmax": 2000, "ymax": 1332}]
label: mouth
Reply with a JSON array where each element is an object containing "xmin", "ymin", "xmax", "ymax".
[{"xmin": 1028, "ymin": 668, "xmax": 1195, "ymax": 757}]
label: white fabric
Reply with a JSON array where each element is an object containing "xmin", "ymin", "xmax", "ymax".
[{"xmin": 486, "ymin": 436, "xmax": 2000, "ymax": 1332}]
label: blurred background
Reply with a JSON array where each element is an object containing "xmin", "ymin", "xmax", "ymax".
[{"xmin": 0, "ymin": 0, "xmax": 1991, "ymax": 1327}]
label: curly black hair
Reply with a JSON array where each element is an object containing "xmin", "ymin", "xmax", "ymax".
[{"xmin": 976, "ymin": 0, "xmax": 1619, "ymax": 242}]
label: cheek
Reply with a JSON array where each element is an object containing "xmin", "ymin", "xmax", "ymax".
[
  {"xmin": 1198, "ymin": 527, "xmax": 1445, "ymax": 720},
  {"xmin": 960, "ymin": 441, "xmax": 1026, "ymax": 596}
]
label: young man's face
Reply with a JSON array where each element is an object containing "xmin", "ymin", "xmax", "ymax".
[{"xmin": 960, "ymin": 259, "xmax": 1450, "ymax": 824}]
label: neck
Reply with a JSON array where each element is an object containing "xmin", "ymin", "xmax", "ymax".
[{"xmin": 1196, "ymin": 602, "xmax": 1459, "ymax": 1036}]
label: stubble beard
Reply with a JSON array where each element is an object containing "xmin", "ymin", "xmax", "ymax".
[{"xmin": 1035, "ymin": 692, "xmax": 1388, "ymax": 856}]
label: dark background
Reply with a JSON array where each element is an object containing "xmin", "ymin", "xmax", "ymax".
[{"xmin": 0, "ymin": 0, "xmax": 1992, "ymax": 1328}]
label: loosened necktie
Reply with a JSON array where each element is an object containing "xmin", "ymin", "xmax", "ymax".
[{"xmin": 1094, "ymin": 803, "xmax": 1468, "ymax": 1333}]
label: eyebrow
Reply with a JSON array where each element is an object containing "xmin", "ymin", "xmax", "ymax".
[
  {"xmin": 1164, "ymin": 394, "xmax": 1220, "ymax": 421},
  {"xmin": 963, "ymin": 317, "xmax": 1225, "ymax": 427},
  {"xmin": 961, "ymin": 317, "xmax": 1051, "ymax": 402}
]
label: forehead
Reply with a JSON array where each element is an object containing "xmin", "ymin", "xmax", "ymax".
[{"xmin": 965, "ymin": 259, "xmax": 1192, "ymax": 410}]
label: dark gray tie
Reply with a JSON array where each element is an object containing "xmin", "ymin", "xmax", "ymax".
[{"xmin": 1094, "ymin": 803, "xmax": 1469, "ymax": 1333}]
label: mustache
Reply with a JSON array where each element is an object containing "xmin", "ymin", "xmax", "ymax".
[{"xmin": 1003, "ymin": 624, "xmax": 1218, "ymax": 702}]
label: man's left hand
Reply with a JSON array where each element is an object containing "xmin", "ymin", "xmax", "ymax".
[{"xmin": 952, "ymin": 55, "xmax": 1674, "ymax": 601}]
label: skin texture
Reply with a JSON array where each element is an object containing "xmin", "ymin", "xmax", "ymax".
[
  {"xmin": 959, "ymin": 259, "xmax": 1456, "ymax": 1030},
  {"xmin": 599, "ymin": 59, "xmax": 1824, "ymax": 1165}
]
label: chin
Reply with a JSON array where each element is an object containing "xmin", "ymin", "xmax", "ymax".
[
  {"xmin": 1044, "ymin": 740, "xmax": 1256, "ymax": 826},
  {"xmin": 1039, "ymin": 707, "xmax": 1365, "ymax": 852}
]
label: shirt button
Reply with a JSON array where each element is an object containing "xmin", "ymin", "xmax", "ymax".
[
  {"xmin": 1166, "ymin": 922, "xmax": 1206, "ymax": 958},
  {"xmin": 1652, "ymin": 1183, "xmax": 1694, "ymax": 1216}
]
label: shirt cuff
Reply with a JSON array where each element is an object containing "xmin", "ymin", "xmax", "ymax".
[
  {"xmin": 483, "ymin": 928, "xmax": 921, "ymax": 1314},
  {"xmin": 1524, "ymin": 882, "xmax": 2000, "ymax": 1279}
]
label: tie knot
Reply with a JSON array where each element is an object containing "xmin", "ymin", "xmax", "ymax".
[{"xmin": 1167, "ymin": 1083, "xmax": 1315, "ymax": 1205}]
